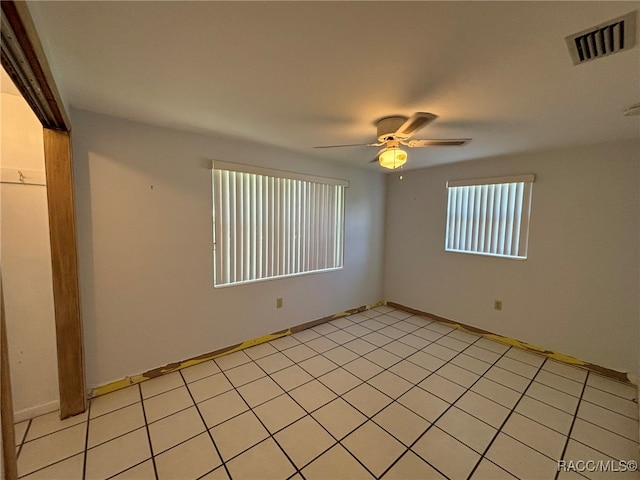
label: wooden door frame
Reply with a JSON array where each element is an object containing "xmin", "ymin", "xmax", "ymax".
[{"xmin": 1, "ymin": 0, "xmax": 85, "ymax": 425}]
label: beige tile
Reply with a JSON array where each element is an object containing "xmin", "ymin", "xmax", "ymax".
[
  {"xmin": 515, "ymin": 395, "xmax": 574, "ymax": 435},
  {"xmin": 282, "ymin": 344, "xmax": 317, "ymax": 362},
  {"xmin": 25, "ymin": 410, "xmax": 88, "ymax": 442},
  {"xmin": 291, "ymin": 328, "xmax": 320, "ymax": 342},
  {"xmin": 485, "ymin": 432, "xmax": 558, "ymax": 479},
  {"xmin": 111, "ymin": 460, "xmax": 155, "ymax": 479},
  {"xmin": 181, "ymin": 360, "xmax": 221, "ymax": 384},
  {"xmin": 368, "ymin": 370, "xmax": 413, "ymax": 399},
  {"xmin": 470, "ymin": 459, "xmax": 518, "ymax": 479},
  {"xmin": 90, "ymin": 386, "xmax": 140, "ymax": 418},
  {"xmin": 302, "ymin": 444, "xmax": 374, "ymax": 479},
  {"xmin": 289, "ymin": 379, "xmax": 337, "ymax": 412},
  {"xmin": 140, "ymin": 371, "xmax": 184, "ymax": 398},
  {"xmin": 451, "ymin": 353, "xmax": 492, "ymax": 374},
  {"xmin": 253, "ymin": 393, "xmax": 306, "ymax": 433},
  {"xmin": 312, "ymin": 322, "xmax": 339, "ymax": 335},
  {"xmin": 343, "ymin": 421, "xmax": 405, "ymax": 477},
  {"xmin": 412, "ymin": 327, "xmax": 444, "ymax": 342},
  {"xmin": 85, "ymin": 427, "xmax": 151, "ymax": 480},
  {"xmin": 586, "ymin": 374, "xmax": 636, "ymax": 400},
  {"xmin": 88, "ymin": 402, "xmax": 145, "ymax": 448},
  {"xmin": 398, "ymin": 386, "xmax": 448, "ymax": 422},
  {"xmin": 582, "ymin": 386, "xmax": 638, "ymax": 419},
  {"xmin": 155, "ymin": 432, "xmax": 221, "ymax": 480},
  {"xmin": 484, "ymin": 365, "xmax": 530, "ymax": 392},
  {"xmin": 382, "ymin": 451, "xmax": 447, "ymax": 479},
  {"xmin": 502, "ymin": 412, "xmax": 566, "ymax": 460},
  {"xmin": 18, "ymin": 423, "xmax": 86, "ymax": 477},
  {"xmin": 237, "ymin": 376, "xmax": 284, "ymax": 408},
  {"xmin": 455, "ymin": 390, "xmax": 510, "ymax": 428},
  {"xmin": 274, "ymin": 416, "xmax": 336, "ymax": 468},
  {"xmin": 322, "ymin": 345, "xmax": 359, "ymax": 365},
  {"xmin": 378, "ymin": 325, "xmax": 406, "ymax": 340},
  {"xmin": 148, "ymin": 406, "xmax": 206, "ymax": 455},
  {"xmin": 435, "ymin": 406, "xmax": 497, "ymax": 454},
  {"xmin": 343, "ymin": 383, "xmax": 392, "ymax": 417},
  {"xmin": 200, "ymin": 465, "xmax": 231, "ymax": 479},
  {"xmin": 504, "ymin": 347, "xmax": 545, "ymax": 367},
  {"xmin": 562, "ymin": 440, "xmax": 622, "ymax": 480},
  {"xmin": 306, "ymin": 336, "xmax": 339, "ymax": 353},
  {"xmin": 388, "ymin": 360, "xmax": 430, "ymax": 384},
  {"xmin": 226, "ymin": 438, "xmax": 295, "ymax": 480},
  {"xmin": 298, "ymin": 355, "xmax": 338, "ymax": 377},
  {"xmin": 143, "ymin": 386, "xmax": 194, "ymax": 422},
  {"xmin": 199, "ymin": 390, "xmax": 249, "ymax": 428},
  {"xmin": 225, "ymin": 361, "xmax": 266, "ymax": 387},
  {"xmin": 325, "ymin": 329, "xmax": 357, "ymax": 345},
  {"xmin": 437, "ymin": 335, "xmax": 470, "ymax": 352},
  {"xmin": 448, "ymin": 329, "xmax": 481, "ymax": 344},
  {"xmin": 412, "ymin": 426, "xmax": 480, "ymax": 480},
  {"xmin": 255, "ymin": 351, "xmax": 294, "ymax": 374},
  {"xmin": 328, "ymin": 316, "xmax": 356, "ymax": 329},
  {"xmin": 318, "ymin": 367, "xmax": 362, "ymax": 395},
  {"xmin": 364, "ymin": 348, "xmax": 401, "ymax": 368},
  {"xmin": 435, "ymin": 362, "xmax": 479, "ymax": 387},
  {"xmin": 344, "ymin": 337, "xmax": 378, "ymax": 355},
  {"xmin": 244, "ymin": 342, "xmax": 278, "ymax": 360},
  {"xmin": 542, "ymin": 360, "xmax": 588, "ymax": 383},
  {"xmin": 269, "ymin": 335, "xmax": 301, "ymax": 351},
  {"xmin": 527, "ymin": 382, "xmax": 579, "ymax": 414},
  {"xmin": 20, "ymin": 453, "xmax": 83, "ymax": 480},
  {"xmin": 361, "ymin": 331, "xmax": 393, "ymax": 348},
  {"xmin": 418, "ymin": 373, "xmax": 466, "ymax": 403},
  {"xmin": 361, "ymin": 319, "xmax": 387, "ymax": 332},
  {"xmin": 373, "ymin": 402, "xmax": 430, "ymax": 446},
  {"xmin": 312, "ymin": 398, "xmax": 367, "ymax": 440},
  {"xmin": 535, "ymin": 370, "xmax": 584, "ymax": 397},
  {"xmin": 424, "ymin": 322, "xmax": 455, "ymax": 335},
  {"xmin": 464, "ymin": 344, "xmax": 502, "ymax": 364},
  {"xmin": 407, "ymin": 351, "xmax": 448, "ymax": 372},
  {"xmin": 577, "ymin": 400, "xmax": 639, "ymax": 441},
  {"xmin": 396, "ymin": 333, "xmax": 431, "ymax": 350},
  {"xmin": 214, "ymin": 350, "xmax": 252, "ymax": 371},
  {"xmin": 571, "ymin": 418, "xmax": 640, "ymax": 462},
  {"xmin": 210, "ymin": 411, "xmax": 269, "ymax": 461},
  {"xmin": 495, "ymin": 356, "xmax": 538, "ymax": 378},
  {"xmin": 474, "ymin": 337, "xmax": 510, "ymax": 354},
  {"xmin": 188, "ymin": 372, "xmax": 233, "ymax": 403},
  {"xmin": 271, "ymin": 364, "xmax": 313, "ymax": 391},
  {"xmin": 471, "ymin": 377, "xmax": 522, "ymax": 409},
  {"xmin": 382, "ymin": 340, "xmax": 418, "ymax": 358}
]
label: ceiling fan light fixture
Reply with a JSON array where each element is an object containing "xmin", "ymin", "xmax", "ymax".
[{"xmin": 379, "ymin": 146, "xmax": 407, "ymax": 169}]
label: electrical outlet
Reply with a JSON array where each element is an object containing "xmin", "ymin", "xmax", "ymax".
[
  {"xmin": 494, "ymin": 300, "xmax": 502, "ymax": 311},
  {"xmin": 276, "ymin": 298, "xmax": 283, "ymax": 309}
]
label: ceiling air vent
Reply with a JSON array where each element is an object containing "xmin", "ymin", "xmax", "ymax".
[{"xmin": 565, "ymin": 11, "xmax": 636, "ymax": 65}]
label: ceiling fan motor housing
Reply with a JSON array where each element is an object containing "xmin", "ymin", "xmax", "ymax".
[{"xmin": 376, "ymin": 116, "xmax": 408, "ymax": 142}]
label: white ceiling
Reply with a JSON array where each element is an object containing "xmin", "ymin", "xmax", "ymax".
[{"xmin": 27, "ymin": 1, "xmax": 640, "ymax": 171}]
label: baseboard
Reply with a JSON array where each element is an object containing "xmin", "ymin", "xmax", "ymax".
[
  {"xmin": 13, "ymin": 400, "xmax": 59, "ymax": 424},
  {"xmin": 88, "ymin": 300, "xmax": 384, "ymax": 399},
  {"xmin": 387, "ymin": 301, "xmax": 632, "ymax": 384}
]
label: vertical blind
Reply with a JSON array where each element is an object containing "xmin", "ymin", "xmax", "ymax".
[
  {"xmin": 445, "ymin": 175, "xmax": 535, "ymax": 259},
  {"xmin": 213, "ymin": 162, "xmax": 347, "ymax": 286}
]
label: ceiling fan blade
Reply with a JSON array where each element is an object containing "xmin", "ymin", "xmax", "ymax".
[
  {"xmin": 396, "ymin": 112, "xmax": 437, "ymax": 137},
  {"xmin": 313, "ymin": 143, "xmax": 378, "ymax": 149},
  {"xmin": 369, "ymin": 147, "xmax": 386, "ymax": 163},
  {"xmin": 407, "ymin": 138, "xmax": 471, "ymax": 147}
]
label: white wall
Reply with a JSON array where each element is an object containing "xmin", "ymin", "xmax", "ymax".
[
  {"xmin": 71, "ymin": 108, "xmax": 386, "ymax": 388},
  {"xmin": 384, "ymin": 140, "xmax": 640, "ymax": 378},
  {"xmin": 0, "ymin": 91, "xmax": 59, "ymax": 419}
]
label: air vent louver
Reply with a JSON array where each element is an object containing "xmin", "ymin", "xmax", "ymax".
[{"xmin": 566, "ymin": 11, "xmax": 636, "ymax": 65}]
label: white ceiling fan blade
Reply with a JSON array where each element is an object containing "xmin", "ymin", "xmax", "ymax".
[
  {"xmin": 396, "ymin": 112, "xmax": 437, "ymax": 137},
  {"xmin": 407, "ymin": 138, "xmax": 471, "ymax": 147},
  {"xmin": 369, "ymin": 147, "xmax": 387, "ymax": 163},
  {"xmin": 313, "ymin": 142, "xmax": 381, "ymax": 149}
]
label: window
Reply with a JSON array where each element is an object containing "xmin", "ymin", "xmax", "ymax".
[
  {"xmin": 212, "ymin": 161, "xmax": 348, "ymax": 287},
  {"xmin": 445, "ymin": 174, "xmax": 535, "ymax": 259}
]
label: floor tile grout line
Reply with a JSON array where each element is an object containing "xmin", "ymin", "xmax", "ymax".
[
  {"xmin": 178, "ymin": 369, "xmax": 232, "ymax": 480},
  {"xmin": 573, "ymin": 410, "xmax": 639, "ymax": 442},
  {"xmin": 214, "ymin": 359, "xmax": 302, "ymax": 478},
  {"xmin": 136, "ymin": 382, "xmax": 159, "ymax": 480},
  {"xmin": 377, "ymin": 332, "xmax": 515, "ymax": 479},
  {"xmin": 15, "ymin": 418, "xmax": 31, "ymax": 459},
  {"xmin": 553, "ymin": 370, "xmax": 590, "ymax": 480},
  {"xmin": 465, "ymin": 356, "xmax": 550, "ymax": 480},
  {"xmin": 81, "ymin": 401, "xmax": 91, "ymax": 480}
]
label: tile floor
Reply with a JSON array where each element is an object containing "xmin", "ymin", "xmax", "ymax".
[{"xmin": 13, "ymin": 306, "xmax": 640, "ymax": 479}]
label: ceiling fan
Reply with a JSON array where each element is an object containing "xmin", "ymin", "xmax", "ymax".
[{"xmin": 314, "ymin": 112, "xmax": 470, "ymax": 169}]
